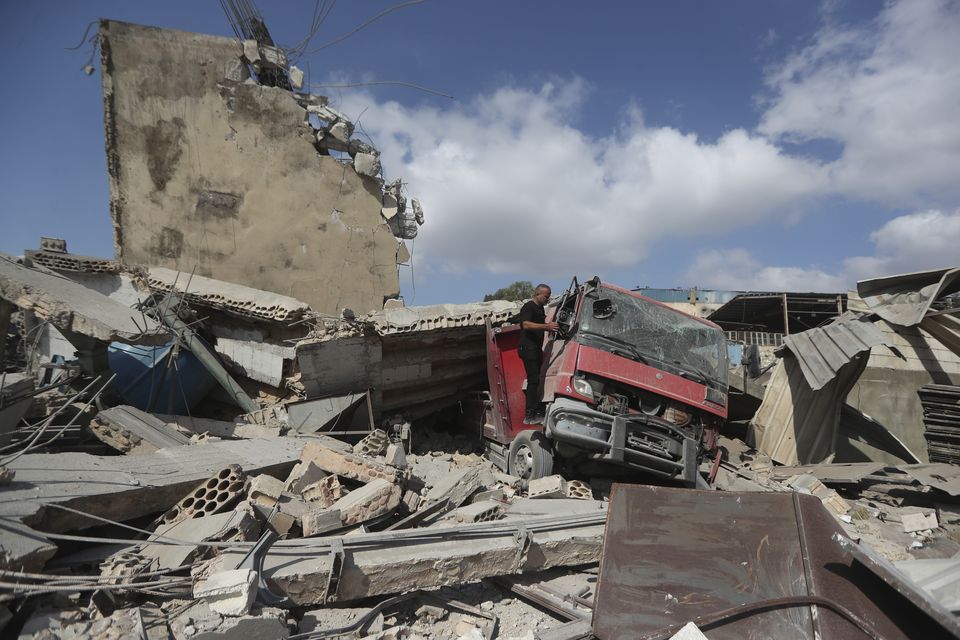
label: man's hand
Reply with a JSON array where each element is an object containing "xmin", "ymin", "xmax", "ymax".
[{"xmin": 546, "ymin": 321, "xmax": 560, "ymax": 332}]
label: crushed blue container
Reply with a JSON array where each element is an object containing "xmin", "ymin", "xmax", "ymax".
[{"xmin": 108, "ymin": 340, "xmax": 217, "ymax": 414}]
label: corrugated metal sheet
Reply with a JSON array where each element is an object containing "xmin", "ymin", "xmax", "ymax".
[
  {"xmin": 781, "ymin": 314, "xmax": 889, "ymax": 391},
  {"xmin": 750, "ymin": 353, "xmax": 869, "ymax": 465},
  {"xmin": 857, "ymin": 267, "xmax": 960, "ymax": 327}
]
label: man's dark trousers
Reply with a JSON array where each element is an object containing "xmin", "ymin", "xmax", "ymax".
[{"xmin": 521, "ymin": 352, "xmax": 543, "ymax": 418}]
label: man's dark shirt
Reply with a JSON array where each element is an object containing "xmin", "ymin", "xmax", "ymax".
[{"xmin": 518, "ymin": 300, "xmax": 546, "ymax": 358}]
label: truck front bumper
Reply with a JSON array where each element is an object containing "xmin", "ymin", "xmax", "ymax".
[{"xmin": 545, "ymin": 397, "xmax": 699, "ymax": 485}]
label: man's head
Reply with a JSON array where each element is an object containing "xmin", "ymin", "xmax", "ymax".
[{"xmin": 533, "ymin": 284, "xmax": 551, "ymax": 305}]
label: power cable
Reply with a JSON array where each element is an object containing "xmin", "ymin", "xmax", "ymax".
[{"xmin": 304, "ymin": 0, "xmax": 430, "ymax": 53}]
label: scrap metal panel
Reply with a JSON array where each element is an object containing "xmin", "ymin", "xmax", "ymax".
[{"xmin": 592, "ymin": 484, "xmax": 960, "ymax": 640}]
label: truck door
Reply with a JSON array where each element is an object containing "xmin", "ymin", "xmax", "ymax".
[{"xmin": 483, "ymin": 320, "xmax": 529, "ymax": 444}]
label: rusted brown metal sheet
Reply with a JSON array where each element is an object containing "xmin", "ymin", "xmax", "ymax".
[{"xmin": 592, "ymin": 484, "xmax": 960, "ymax": 640}]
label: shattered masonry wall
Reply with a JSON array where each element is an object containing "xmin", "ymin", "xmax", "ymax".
[{"xmin": 100, "ymin": 20, "xmax": 403, "ymax": 315}]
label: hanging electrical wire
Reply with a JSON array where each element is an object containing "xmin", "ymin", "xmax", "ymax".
[
  {"xmin": 283, "ymin": 0, "xmax": 338, "ymax": 64},
  {"xmin": 304, "ymin": 0, "xmax": 431, "ymax": 54}
]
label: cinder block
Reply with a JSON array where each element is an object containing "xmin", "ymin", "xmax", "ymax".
[
  {"xmin": 248, "ymin": 474, "xmax": 285, "ymax": 508},
  {"xmin": 301, "ymin": 441, "xmax": 400, "ymax": 484},
  {"xmin": 453, "ymin": 500, "xmax": 502, "ymax": 523},
  {"xmin": 354, "ymin": 429, "xmax": 390, "ymax": 457},
  {"xmin": 331, "ymin": 478, "xmax": 402, "ymax": 526},
  {"xmin": 302, "ymin": 474, "xmax": 343, "ymax": 508},
  {"xmin": 529, "ymin": 475, "xmax": 567, "ymax": 499},
  {"xmin": 302, "ymin": 508, "xmax": 344, "ymax": 537},
  {"xmin": 160, "ymin": 465, "xmax": 246, "ymax": 525},
  {"xmin": 385, "ymin": 442, "xmax": 407, "ymax": 468},
  {"xmin": 566, "ymin": 479, "xmax": 593, "ymax": 500}
]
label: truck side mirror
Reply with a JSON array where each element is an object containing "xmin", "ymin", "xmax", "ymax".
[{"xmin": 593, "ymin": 299, "xmax": 615, "ymax": 319}]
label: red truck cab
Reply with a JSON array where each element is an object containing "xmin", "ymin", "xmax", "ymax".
[{"xmin": 483, "ymin": 277, "xmax": 728, "ymax": 486}]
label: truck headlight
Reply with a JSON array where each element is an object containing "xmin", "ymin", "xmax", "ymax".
[{"xmin": 572, "ymin": 376, "xmax": 595, "ymax": 400}]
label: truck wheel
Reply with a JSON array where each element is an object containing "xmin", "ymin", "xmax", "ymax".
[{"xmin": 508, "ymin": 430, "xmax": 554, "ymax": 480}]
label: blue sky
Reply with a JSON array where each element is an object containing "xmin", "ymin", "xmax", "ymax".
[{"xmin": 2, "ymin": 1, "xmax": 959, "ymax": 305}]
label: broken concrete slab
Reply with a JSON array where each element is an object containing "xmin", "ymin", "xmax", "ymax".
[
  {"xmin": 169, "ymin": 602, "xmax": 289, "ymax": 640},
  {"xmin": 425, "ymin": 466, "xmax": 481, "ymax": 508},
  {"xmin": 158, "ymin": 413, "xmax": 282, "ymax": 440},
  {"xmin": 138, "ymin": 508, "xmax": 259, "ymax": 570},
  {"xmin": 215, "ymin": 513, "xmax": 606, "ymax": 605},
  {"xmin": 504, "ymin": 499, "xmax": 607, "ymax": 518},
  {"xmin": 0, "ymin": 254, "xmax": 163, "ymax": 345},
  {"xmin": 194, "ymin": 568, "xmax": 257, "ymax": 616},
  {"xmin": 0, "ymin": 437, "xmax": 303, "ymax": 570},
  {"xmin": 903, "ymin": 511, "xmax": 939, "ymax": 533},
  {"xmin": 284, "ymin": 461, "xmax": 326, "ymax": 494},
  {"xmin": 89, "ymin": 404, "xmax": 192, "ymax": 454}
]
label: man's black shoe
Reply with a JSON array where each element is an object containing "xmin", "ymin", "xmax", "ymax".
[{"xmin": 522, "ymin": 414, "xmax": 543, "ymax": 425}]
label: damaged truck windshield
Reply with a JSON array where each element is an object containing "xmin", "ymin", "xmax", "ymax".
[
  {"xmin": 483, "ymin": 277, "xmax": 728, "ymax": 486},
  {"xmin": 578, "ymin": 286, "xmax": 727, "ymax": 391}
]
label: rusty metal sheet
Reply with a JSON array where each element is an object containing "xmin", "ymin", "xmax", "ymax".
[{"xmin": 592, "ymin": 484, "xmax": 960, "ymax": 640}]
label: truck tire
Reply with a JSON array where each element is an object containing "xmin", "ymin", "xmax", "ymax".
[{"xmin": 508, "ymin": 430, "xmax": 554, "ymax": 480}]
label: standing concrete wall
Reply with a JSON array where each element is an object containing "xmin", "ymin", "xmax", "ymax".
[
  {"xmin": 99, "ymin": 20, "xmax": 403, "ymax": 315},
  {"xmin": 845, "ymin": 319, "xmax": 960, "ymax": 462}
]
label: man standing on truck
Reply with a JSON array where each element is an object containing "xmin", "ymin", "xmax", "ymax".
[{"xmin": 518, "ymin": 284, "xmax": 559, "ymax": 424}]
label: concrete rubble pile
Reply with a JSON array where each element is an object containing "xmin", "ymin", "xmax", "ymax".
[{"xmin": 4, "ymin": 10, "xmax": 960, "ymax": 640}]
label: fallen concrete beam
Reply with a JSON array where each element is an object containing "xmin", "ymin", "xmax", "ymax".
[
  {"xmin": 300, "ymin": 441, "xmax": 401, "ymax": 484},
  {"xmin": 215, "ymin": 513, "xmax": 605, "ymax": 606},
  {"xmin": 0, "ymin": 254, "xmax": 164, "ymax": 345},
  {"xmin": 146, "ymin": 267, "xmax": 310, "ymax": 323},
  {"xmin": 157, "ymin": 414, "xmax": 281, "ymax": 439},
  {"xmin": 0, "ymin": 438, "xmax": 305, "ymax": 571},
  {"xmin": 89, "ymin": 405, "xmax": 192, "ymax": 454}
]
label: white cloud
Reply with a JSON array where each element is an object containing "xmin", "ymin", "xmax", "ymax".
[
  {"xmin": 759, "ymin": 0, "xmax": 960, "ymax": 204},
  {"xmin": 340, "ymin": 82, "xmax": 822, "ymax": 276},
  {"xmin": 328, "ymin": 0, "xmax": 960, "ymax": 283},
  {"xmin": 684, "ymin": 248, "xmax": 846, "ymax": 292},
  {"xmin": 686, "ymin": 208, "xmax": 960, "ymax": 291}
]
